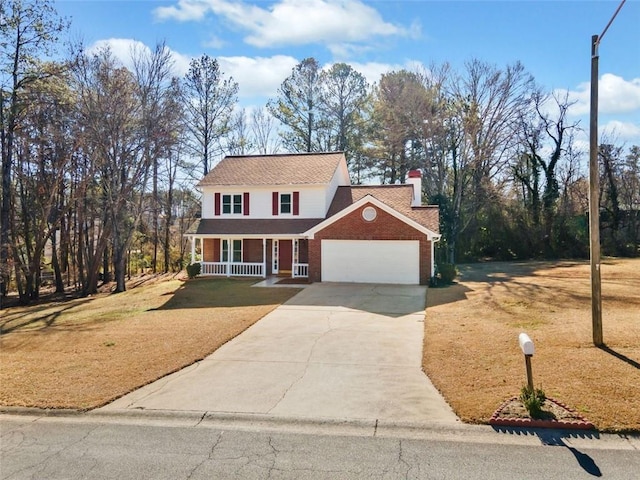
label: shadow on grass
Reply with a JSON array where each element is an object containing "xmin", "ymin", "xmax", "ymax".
[
  {"xmin": 492, "ymin": 426, "xmax": 602, "ymax": 477},
  {"xmin": 598, "ymin": 344, "xmax": 640, "ymax": 370},
  {"xmin": 426, "ymin": 283, "xmax": 473, "ymax": 308},
  {"xmin": 0, "ymin": 298, "xmax": 95, "ymax": 335},
  {"xmin": 152, "ymin": 277, "xmax": 299, "ymax": 310}
]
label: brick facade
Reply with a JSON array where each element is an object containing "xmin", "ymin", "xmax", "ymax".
[{"xmin": 308, "ymin": 202, "xmax": 432, "ymax": 285}]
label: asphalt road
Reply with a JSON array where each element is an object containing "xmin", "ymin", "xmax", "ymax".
[{"xmin": 2, "ymin": 413, "xmax": 639, "ymax": 479}]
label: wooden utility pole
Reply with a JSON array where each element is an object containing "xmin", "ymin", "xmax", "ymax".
[
  {"xmin": 589, "ymin": 34, "xmax": 603, "ymax": 347},
  {"xmin": 589, "ymin": 0, "xmax": 626, "ymax": 347}
]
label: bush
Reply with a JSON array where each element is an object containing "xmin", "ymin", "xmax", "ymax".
[
  {"xmin": 186, "ymin": 262, "xmax": 201, "ymax": 279},
  {"xmin": 437, "ymin": 263, "xmax": 457, "ymax": 284},
  {"xmin": 520, "ymin": 385, "xmax": 546, "ymax": 419}
]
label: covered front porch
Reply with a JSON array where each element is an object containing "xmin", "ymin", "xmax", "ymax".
[{"xmin": 189, "ymin": 236, "xmax": 309, "ymax": 279}]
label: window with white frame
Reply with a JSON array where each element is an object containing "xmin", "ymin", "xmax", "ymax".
[
  {"xmin": 280, "ymin": 193, "xmax": 292, "ymax": 214},
  {"xmin": 222, "ymin": 239, "xmax": 242, "ymax": 263},
  {"xmin": 222, "ymin": 194, "xmax": 243, "ymax": 214}
]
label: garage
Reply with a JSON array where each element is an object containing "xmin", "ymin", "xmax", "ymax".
[{"xmin": 321, "ymin": 239, "xmax": 420, "ymax": 284}]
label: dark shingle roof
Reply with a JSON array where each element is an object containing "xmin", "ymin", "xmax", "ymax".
[
  {"xmin": 186, "ymin": 218, "xmax": 325, "ymax": 236},
  {"xmin": 197, "ymin": 152, "xmax": 346, "ymax": 187}
]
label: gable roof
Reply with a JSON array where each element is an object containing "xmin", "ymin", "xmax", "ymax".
[
  {"xmin": 304, "ymin": 194, "xmax": 440, "ymax": 240},
  {"xmin": 328, "ymin": 185, "xmax": 440, "ymax": 233},
  {"xmin": 197, "ymin": 152, "xmax": 346, "ymax": 187}
]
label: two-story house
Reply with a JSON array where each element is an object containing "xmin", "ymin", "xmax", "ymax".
[{"xmin": 186, "ymin": 152, "xmax": 440, "ymax": 285}]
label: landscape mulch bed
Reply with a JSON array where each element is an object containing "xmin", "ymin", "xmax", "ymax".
[
  {"xmin": 276, "ymin": 277, "xmax": 310, "ymax": 285},
  {"xmin": 490, "ymin": 397, "xmax": 595, "ymax": 430}
]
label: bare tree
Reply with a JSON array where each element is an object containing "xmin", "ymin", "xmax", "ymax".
[
  {"xmin": 225, "ymin": 108, "xmax": 252, "ymax": 156},
  {"xmin": 251, "ymin": 107, "xmax": 280, "ymax": 154},
  {"xmin": 452, "ymin": 59, "xmax": 535, "ymax": 257},
  {"xmin": 74, "ymin": 48, "xmax": 151, "ymax": 294},
  {"xmin": 0, "ymin": 0, "xmax": 68, "ymax": 301},
  {"xmin": 132, "ymin": 42, "xmax": 181, "ymax": 273},
  {"xmin": 10, "ymin": 67, "xmax": 75, "ymax": 302}
]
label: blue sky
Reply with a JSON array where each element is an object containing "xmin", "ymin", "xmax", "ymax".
[{"xmin": 57, "ymin": 0, "xmax": 640, "ymax": 147}]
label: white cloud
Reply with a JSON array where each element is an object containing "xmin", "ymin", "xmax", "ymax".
[
  {"xmin": 84, "ymin": 39, "xmax": 426, "ymax": 106},
  {"xmin": 562, "ymin": 74, "xmax": 640, "ymax": 116},
  {"xmin": 154, "ymin": 0, "xmax": 210, "ymax": 22},
  {"xmin": 218, "ymin": 55, "xmax": 299, "ymax": 99},
  {"xmin": 87, "ymin": 38, "xmax": 191, "ymax": 77},
  {"xmin": 601, "ymin": 120, "xmax": 640, "ymax": 142},
  {"xmin": 153, "ymin": 0, "xmax": 410, "ymax": 49},
  {"xmin": 204, "ymin": 35, "xmax": 226, "ymax": 49}
]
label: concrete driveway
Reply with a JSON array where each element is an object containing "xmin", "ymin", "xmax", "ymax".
[{"xmin": 101, "ymin": 283, "xmax": 458, "ymax": 424}]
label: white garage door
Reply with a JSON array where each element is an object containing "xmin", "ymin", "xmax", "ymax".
[{"xmin": 321, "ymin": 240, "xmax": 420, "ymax": 284}]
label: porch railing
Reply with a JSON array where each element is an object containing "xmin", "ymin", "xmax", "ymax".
[
  {"xmin": 200, "ymin": 262, "xmax": 264, "ymax": 277},
  {"xmin": 292, "ymin": 263, "xmax": 309, "ymax": 278}
]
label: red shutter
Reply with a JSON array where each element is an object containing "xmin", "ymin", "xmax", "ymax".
[
  {"xmin": 243, "ymin": 192, "xmax": 250, "ymax": 216},
  {"xmin": 272, "ymin": 192, "xmax": 279, "ymax": 216},
  {"xmin": 293, "ymin": 191, "xmax": 300, "ymax": 216},
  {"xmin": 214, "ymin": 193, "xmax": 221, "ymax": 216}
]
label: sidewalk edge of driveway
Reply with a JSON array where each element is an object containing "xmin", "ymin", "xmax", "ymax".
[{"xmin": 3, "ymin": 407, "xmax": 639, "ymax": 451}]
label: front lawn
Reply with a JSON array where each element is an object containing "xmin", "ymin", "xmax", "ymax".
[
  {"xmin": 423, "ymin": 258, "xmax": 640, "ymax": 432},
  {"xmin": 0, "ymin": 277, "xmax": 300, "ymax": 409}
]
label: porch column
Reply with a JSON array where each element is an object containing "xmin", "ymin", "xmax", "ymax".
[
  {"xmin": 262, "ymin": 238, "xmax": 267, "ymax": 278},
  {"xmin": 293, "ymin": 238, "xmax": 298, "ymax": 278},
  {"xmin": 227, "ymin": 237, "xmax": 232, "ymax": 277},
  {"xmin": 190, "ymin": 236, "xmax": 196, "ymax": 264}
]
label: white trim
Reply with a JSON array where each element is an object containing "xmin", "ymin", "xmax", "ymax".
[
  {"xmin": 303, "ymin": 195, "xmax": 441, "ymax": 240},
  {"xmin": 192, "ymin": 233, "xmax": 308, "ymax": 240},
  {"xmin": 202, "ymin": 182, "xmax": 328, "ymax": 189}
]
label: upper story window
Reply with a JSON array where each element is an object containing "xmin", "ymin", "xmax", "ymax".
[
  {"xmin": 280, "ymin": 193, "xmax": 292, "ymax": 214},
  {"xmin": 222, "ymin": 194, "xmax": 242, "ymax": 214},
  {"xmin": 272, "ymin": 191, "xmax": 299, "ymax": 216},
  {"xmin": 215, "ymin": 192, "xmax": 249, "ymax": 216}
]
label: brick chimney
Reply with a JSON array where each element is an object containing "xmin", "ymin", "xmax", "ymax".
[{"xmin": 407, "ymin": 170, "xmax": 422, "ymax": 207}]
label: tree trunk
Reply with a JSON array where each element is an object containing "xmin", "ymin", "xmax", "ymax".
[{"xmin": 51, "ymin": 229, "xmax": 65, "ymax": 293}]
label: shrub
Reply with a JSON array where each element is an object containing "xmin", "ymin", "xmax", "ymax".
[
  {"xmin": 437, "ymin": 263, "xmax": 457, "ymax": 284},
  {"xmin": 520, "ymin": 385, "xmax": 546, "ymax": 419},
  {"xmin": 186, "ymin": 262, "xmax": 201, "ymax": 279}
]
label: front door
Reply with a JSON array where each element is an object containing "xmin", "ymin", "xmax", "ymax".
[{"xmin": 279, "ymin": 240, "xmax": 292, "ymax": 274}]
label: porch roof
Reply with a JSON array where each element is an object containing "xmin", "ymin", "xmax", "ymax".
[{"xmin": 186, "ymin": 218, "xmax": 324, "ymax": 236}]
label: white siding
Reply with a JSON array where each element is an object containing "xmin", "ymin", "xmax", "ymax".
[
  {"xmin": 202, "ymin": 191, "xmax": 214, "ymax": 219},
  {"xmin": 200, "ymin": 185, "xmax": 327, "ymax": 219},
  {"xmin": 325, "ymin": 160, "xmax": 351, "ymax": 213}
]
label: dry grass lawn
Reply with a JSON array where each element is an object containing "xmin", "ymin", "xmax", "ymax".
[
  {"xmin": 423, "ymin": 258, "xmax": 640, "ymax": 433},
  {"xmin": 0, "ymin": 277, "xmax": 300, "ymax": 410}
]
